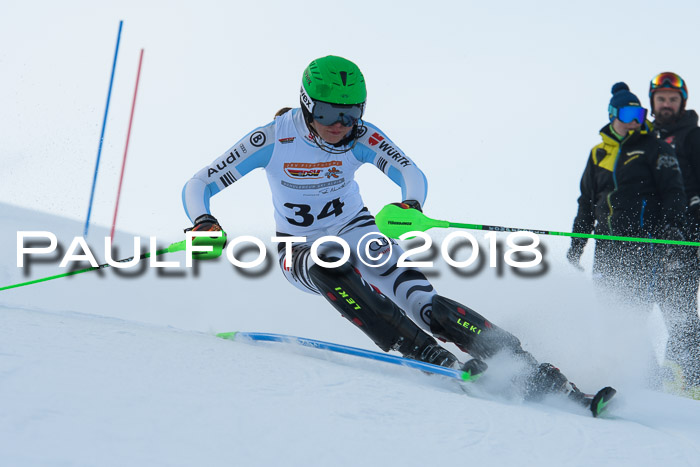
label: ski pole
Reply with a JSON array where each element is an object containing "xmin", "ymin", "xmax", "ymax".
[
  {"xmin": 0, "ymin": 240, "xmax": 186, "ymax": 292},
  {"xmin": 374, "ymin": 203, "xmax": 700, "ymax": 247}
]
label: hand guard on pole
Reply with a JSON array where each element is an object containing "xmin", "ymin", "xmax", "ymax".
[{"xmin": 185, "ymin": 214, "xmax": 227, "ymax": 260}]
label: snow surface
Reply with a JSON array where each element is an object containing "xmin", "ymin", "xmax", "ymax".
[{"xmin": 2, "ymin": 203, "xmax": 700, "ymax": 467}]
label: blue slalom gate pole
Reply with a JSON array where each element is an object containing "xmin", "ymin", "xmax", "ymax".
[{"xmin": 84, "ymin": 20, "xmax": 123, "ymax": 237}]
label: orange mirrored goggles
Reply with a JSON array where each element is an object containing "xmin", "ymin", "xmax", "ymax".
[{"xmin": 650, "ymin": 72, "xmax": 687, "ymax": 100}]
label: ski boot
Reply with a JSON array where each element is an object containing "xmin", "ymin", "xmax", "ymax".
[
  {"xmin": 522, "ymin": 364, "xmax": 617, "ymax": 417},
  {"xmin": 405, "ymin": 333, "xmax": 458, "ymax": 367},
  {"xmin": 406, "ymin": 336, "xmax": 488, "ymax": 380},
  {"xmin": 523, "ymin": 363, "xmax": 570, "ymax": 401}
]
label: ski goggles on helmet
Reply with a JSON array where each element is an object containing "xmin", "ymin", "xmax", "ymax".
[
  {"xmin": 609, "ymin": 105, "xmax": 647, "ymax": 124},
  {"xmin": 312, "ymin": 100, "xmax": 364, "ymax": 127},
  {"xmin": 650, "ymin": 72, "xmax": 688, "ymax": 100}
]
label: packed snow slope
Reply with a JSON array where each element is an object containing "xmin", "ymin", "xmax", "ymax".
[{"xmin": 2, "ymin": 203, "xmax": 700, "ymax": 467}]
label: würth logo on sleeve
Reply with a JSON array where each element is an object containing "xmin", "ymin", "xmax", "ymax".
[{"xmin": 368, "ymin": 132, "xmax": 384, "ymax": 146}]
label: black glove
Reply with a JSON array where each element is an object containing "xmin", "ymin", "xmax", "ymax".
[
  {"xmin": 186, "ymin": 214, "xmax": 223, "ymax": 233},
  {"xmin": 185, "ymin": 214, "xmax": 226, "ymax": 259},
  {"xmin": 566, "ymin": 238, "xmax": 585, "ymax": 272},
  {"xmin": 566, "ymin": 247, "xmax": 584, "ymax": 272},
  {"xmin": 394, "ymin": 199, "xmax": 422, "ymax": 212}
]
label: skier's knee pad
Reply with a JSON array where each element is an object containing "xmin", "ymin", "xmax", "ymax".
[
  {"xmin": 308, "ymin": 261, "xmax": 433, "ymax": 355},
  {"xmin": 429, "ymin": 295, "xmax": 530, "ymax": 361}
]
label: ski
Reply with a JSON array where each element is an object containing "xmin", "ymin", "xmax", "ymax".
[
  {"xmin": 569, "ymin": 386, "xmax": 617, "ymax": 417},
  {"xmin": 588, "ymin": 386, "xmax": 617, "ymax": 417},
  {"xmin": 218, "ymin": 331, "xmax": 615, "ymax": 418},
  {"xmin": 216, "ymin": 331, "xmax": 483, "ymax": 382}
]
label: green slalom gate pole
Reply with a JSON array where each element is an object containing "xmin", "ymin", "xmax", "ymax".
[
  {"xmin": 374, "ymin": 203, "xmax": 700, "ymax": 247},
  {"xmin": 0, "ymin": 240, "xmax": 187, "ymax": 292}
]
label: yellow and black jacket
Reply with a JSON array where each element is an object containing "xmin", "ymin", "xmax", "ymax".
[{"xmin": 571, "ymin": 123, "xmax": 686, "ymax": 243}]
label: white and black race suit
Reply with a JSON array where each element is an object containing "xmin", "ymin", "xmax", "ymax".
[{"xmin": 183, "ymin": 108, "xmax": 436, "ymax": 330}]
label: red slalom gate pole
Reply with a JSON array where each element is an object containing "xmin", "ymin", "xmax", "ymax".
[{"xmin": 111, "ymin": 48, "xmax": 145, "ymax": 241}]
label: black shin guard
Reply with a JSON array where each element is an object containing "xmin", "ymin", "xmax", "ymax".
[
  {"xmin": 309, "ymin": 262, "xmax": 456, "ymax": 367},
  {"xmin": 429, "ymin": 295, "xmax": 536, "ymax": 364}
]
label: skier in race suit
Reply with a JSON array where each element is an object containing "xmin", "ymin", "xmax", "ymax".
[{"xmin": 182, "ymin": 55, "xmax": 581, "ymax": 400}]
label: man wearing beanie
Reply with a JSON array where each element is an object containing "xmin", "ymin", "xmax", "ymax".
[
  {"xmin": 567, "ymin": 82, "xmax": 686, "ymax": 384},
  {"xmin": 648, "ymin": 72, "xmax": 700, "ymax": 395}
]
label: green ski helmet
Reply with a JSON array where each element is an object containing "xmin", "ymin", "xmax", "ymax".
[{"xmin": 300, "ymin": 55, "xmax": 367, "ymax": 153}]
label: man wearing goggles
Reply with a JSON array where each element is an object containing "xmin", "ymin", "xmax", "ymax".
[
  {"xmin": 183, "ymin": 55, "xmax": 594, "ymax": 403},
  {"xmin": 648, "ymin": 72, "xmax": 700, "ymax": 394},
  {"xmin": 568, "ymin": 82, "xmax": 686, "ymax": 351},
  {"xmin": 650, "ymin": 72, "xmax": 688, "ymax": 124}
]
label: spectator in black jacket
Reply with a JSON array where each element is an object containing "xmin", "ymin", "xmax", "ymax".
[
  {"xmin": 567, "ymin": 82, "xmax": 686, "ymax": 309},
  {"xmin": 649, "ymin": 72, "xmax": 700, "ymax": 392},
  {"xmin": 567, "ymin": 83, "xmax": 685, "ymax": 309}
]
